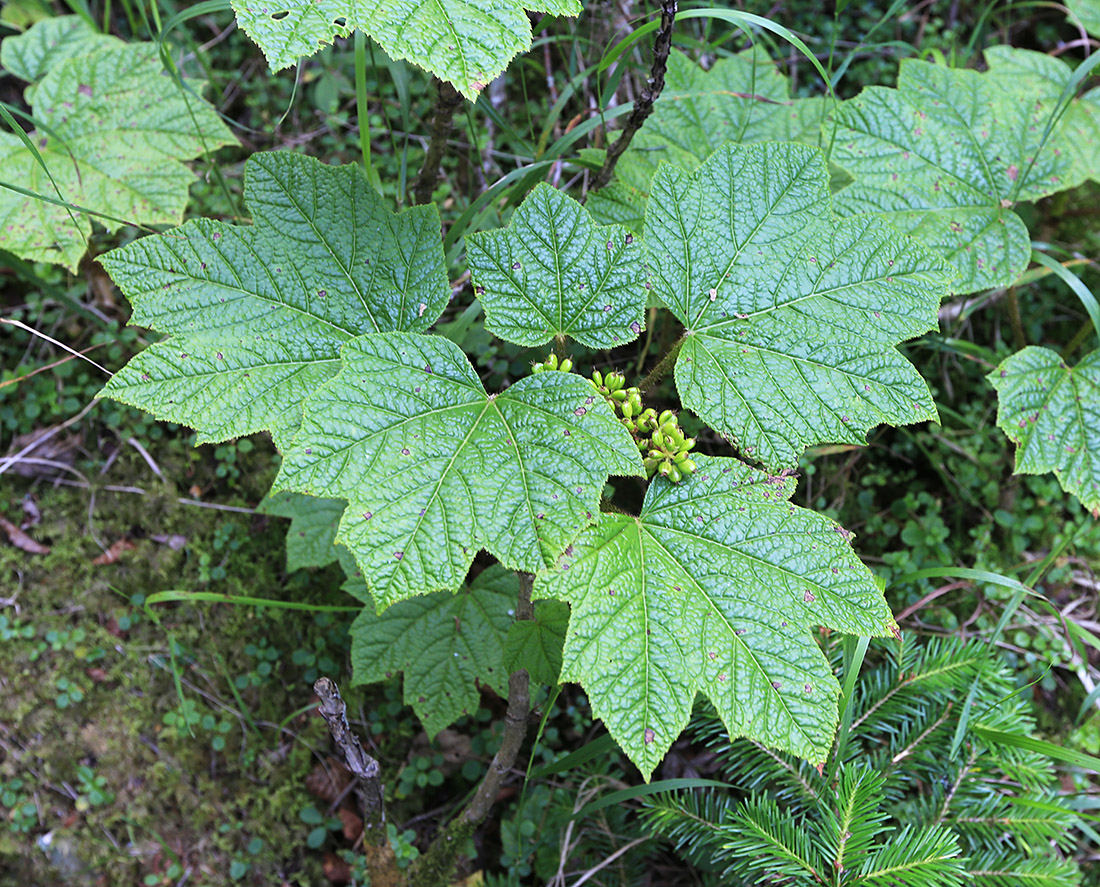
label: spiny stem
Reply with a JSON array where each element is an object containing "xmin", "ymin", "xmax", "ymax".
[
  {"xmin": 413, "ymin": 77, "xmax": 464, "ymax": 205},
  {"xmin": 590, "ymin": 0, "xmax": 678, "ymax": 191},
  {"xmin": 410, "ymin": 573, "xmax": 534, "ymax": 887},
  {"xmin": 639, "ymin": 337, "xmax": 683, "ymax": 395}
]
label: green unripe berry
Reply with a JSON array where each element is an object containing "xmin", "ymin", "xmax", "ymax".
[
  {"xmin": 651, "ymin": 431, "xmax": 665, "ymax": 449},
  {"xmin": 643, "ymin": 457, "xmax": 659, "ymax": 475},
  {"xmin": 679, "ymin": 438, "xmax": 695, "ymax": 452},
  {"xmin": 546, "ymin": 353, "xmax": 558, "ymax": 370},
  {"xmin": 532, "ymin": 362, "xmax": 544, "ymax": 373},
  {"xmin": 559, "ymin": 358, "xmax": 573, "ymax": 373},
  {"xmin": 658, "ymin": 461, "xmax": 673, "ymax": 477},
  {"xmin": 592, "ymin": 369, "xmax": 604, "ymax": 387},
  {"xmin": 648, "ymin": 449, "xmax": 664, "ymax": 460},
  {"xmin": 667, "ymin": 465, "xmax": 682, "ymax": 483},
  {"xmin": 658, "ymin": 410, "xmax": 674, "ymax": 425},
  {"xmin": 673, "ymin": 450, "xmax": 688, "ymax": 463},
  {"xmin": 611, "ymin": 389, "xmax": 628, "ymax": 402},
  {"xmin": 680, "ymin": 459, "xmax": 697, "ymax": 474},
  {"xmin": 622, "ymin": 401, "xmax": 635, "ymax": 419}
]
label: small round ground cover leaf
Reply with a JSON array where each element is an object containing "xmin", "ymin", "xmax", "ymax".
[
  {"xmin": 0, "ymin": 34, "xmax": 236, "ymax": 271},
  {"xmin": 230, "ymin": 0, "xmax": 580, "ymax": 101},
  {"xmin": 832, "ymin": 58, "xmax": 1079, "ymax": 295},
  {"xmin": 99, "ymin": 151, "xmax": 449, "ymax": 449},
  {"xmin": 273, "ymin": 332, "xmax": 644, "ymax": 608},
  {"xmin": 588, "ymin": 49, "xmax": 825, "ymax": 231},
  {"xmin": 535, "ymin": 455, "xmax": 897, "ymax": 780},
  {"xmin": 256, "ymin": 491, "xmax": 346, "ymax": 572},
  {"xmin": 988, "ymin": 346, "xmax": 1100, "ymax": 514},
  {"xmin": 0, "ymin": 14, "xmax": 121, "ymax": 82},
  {"xmin": 350, "ymin": 564, "xmax": 516, "ymax": 737},
  {"xmin": 466, "ymin": 183, "xmax": 647, "ymax": 348},
  {"xmin": 644, "ymin": 142, "xmax": 945, "ymax": 472}
]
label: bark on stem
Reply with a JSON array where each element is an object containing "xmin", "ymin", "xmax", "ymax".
[
  {"xmin": 591, "ymin": 0, "xmax": 678, "ymax": 191},
  {"xmin": 413, "ymin": 77, "xmax": 464, "ymax": 205},
  {"xmin": 312, "ymin": 676, "xmax": 386, "ymax": 842},
  {"xmin": 410, "ymin": 573, "xmax": 535, "ymax": 887}
]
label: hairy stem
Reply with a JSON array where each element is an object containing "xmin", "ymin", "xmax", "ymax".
[
  {"xmin": 591, "ymin": 0, "xmax": 678, "ymax": 191},
  {"xmin": 410, "ymin": 573, "xmax": 535, "ymax": 887},
  {"xmin": 1062, "ymin": 317, "xmax": 1095, "ymax": 359},
  {"xmin": 1004, "ymin": 285, "xmax": 1026, "ymax": 352},
  {"xmin": 413, "ymin": 77, "xmax": 464, "ymax": 205},
  {"xmin": 638, "ymin": 337, "xmax": 683, "ymax": 395}
]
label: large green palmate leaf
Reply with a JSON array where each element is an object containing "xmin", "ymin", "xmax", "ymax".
[
  {"xmin": 273, "ymin": 332, "xmax": 644, "ymax": 609},
  {"xmin": 644, "ymin": 142, "xmax": 945, "ymax": 472},
  {"xmin": 832, "ymin": 58, "xmax": 1080, "ymax": 295},
  {"xmin": 0, "ymin": 14, "xmax": 120, "ymax": 82},
  {"xmin": 465, "ymin": 184, "xmax": 647, "ymax": 348},
  {"xmin": 256, "ymin": 491, "xmax": 346, "ymax": 571},
  {"xmin": 230, "ymin": 0, "xmax": 580, "ymax": 101},
  {"xmin": 350, "ymin": 564, "xmax": 516, "ymax": 736},
  {"xmin": 503, "ymin": 598, "xmax": 568, "ymax": 685},
  {"xmin": 988, "ymin": 347, "xmax": 1100, "ymax": 514},
  {"xmin": 536, "ymin": 455, "xmax": 897, "ymax": 779},
  {"xmin": 588, "ymin": 49, "xmax": 826, "ymax": 231},
  {"xmin": 0, "ymin": 20, "xmax": 236, "ymax": 271},
  {"xmin": 99, "ymin": 152, "xmax": 449, "ymax": 449},
  {"xmin": 982, "ymin": 46, "xmax": 1100, "ymax": 188}
]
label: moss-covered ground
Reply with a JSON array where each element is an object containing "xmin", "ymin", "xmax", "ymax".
[{"xmin": 0, "ymin": 439, "xmax": 387, "ymax": 886}]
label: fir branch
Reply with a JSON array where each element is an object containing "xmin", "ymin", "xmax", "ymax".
[
  {"xmin": 932, "ymin": 747, "xmax": 980, "ymax": 828},
  {"xmin": 890, "ymin": 703, "xmax": 953, "ymax": 766},
  {"xmin": 855, "ymin": 825, "xmax": 966, "ymax": 887},
  {"xmin": 722, "ymin": 797, "xmax": 827, "ymax": 884}
]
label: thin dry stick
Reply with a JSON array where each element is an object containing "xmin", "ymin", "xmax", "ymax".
[
  {"xmin": 413, "ymin": 77, "xmax": 464, "ymax": 205},
  {"xmin": 313, "ymin": 676, "xmax": 386, "ymax": 843},
  {"xmin": 410, "ymin": 572, "xmax": 535, "ymax": 887},
  {"xmin": 590, "ymin": 0, "xmax": 678, "ymax": 191}
]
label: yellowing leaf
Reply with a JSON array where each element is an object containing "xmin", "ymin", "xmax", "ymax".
[{"xmin": 0, "ymin": 19, "xmax": 236, "ymax": 270}]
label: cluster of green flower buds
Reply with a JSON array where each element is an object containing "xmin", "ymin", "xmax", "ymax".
[
  {"xmin": 589, "ymin": 370, "xmax": 697, "ymax": 483},
  {"xmin": 639, "ymin": 409, "xmax": 697, "ymax": 481},
  {"xmin": 531, "ymin": 352, "xmax": 573, "ymax": 374},
  {"xmin": 590, "ymin": 369, "xmax": 642, "ymax": 418},
  {"xmin": 528, "ymin": 355, "xmax": 697, "ymax": 484}
]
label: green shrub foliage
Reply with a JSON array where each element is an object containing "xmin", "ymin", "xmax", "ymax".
[
  {"xmin": 642, "ymin": 638, "xmax": 1081, "ymax": 886},
  {"xmin": 71, "ymin": 5, "xmax": 1099, "ymax": 782}
]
